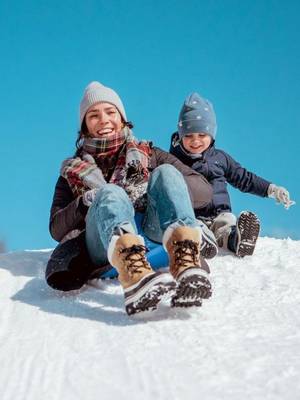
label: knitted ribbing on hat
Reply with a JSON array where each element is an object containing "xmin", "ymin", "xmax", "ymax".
[{"xmin": 79, "ymin": 81, "xmax": 127, "ymax": 128}]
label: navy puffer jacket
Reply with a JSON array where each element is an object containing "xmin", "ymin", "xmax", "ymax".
[{"xmin": 170, "ymin": 132, "xmax": 271, "ymax": 218}]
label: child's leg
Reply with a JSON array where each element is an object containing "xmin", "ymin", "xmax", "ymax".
[
  {"xmin": 210, "ymin": 212, "xmax": 237, "ymax": 250},
  {"xmin": 211, "ymin": 211, "xmax": 260, "ymax": 257}
]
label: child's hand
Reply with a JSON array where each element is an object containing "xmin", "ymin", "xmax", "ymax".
[{"xmin": 268, "ymin": 184, "xmax": 296, "ymax": 209}]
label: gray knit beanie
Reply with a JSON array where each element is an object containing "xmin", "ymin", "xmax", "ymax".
[
  {"xmin": 178, "ymin": 92, "xmax": 217, "ymax": 140},
  {"xmin": 79, "ymin": 81, "xmax": 127, "ymax": 128}
]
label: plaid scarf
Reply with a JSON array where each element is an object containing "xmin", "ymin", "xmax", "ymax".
[
  {"xmin": 82, "ymin": 129, "xmax": 151, "ymax": 186},
  {"xmin": 63, "ymin": 129, "xmax": 152, "ymax": 204},
  {"xmin": 82, "ymin": 129, "xmax": 128, "ymax": 158}
]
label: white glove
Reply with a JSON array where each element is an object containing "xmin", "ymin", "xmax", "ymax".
[
  {"xmin": 268, "ymin": 184, "xmax": 296, "ymax": 209},
  {"xmin": 82, "ymin": 188, "xmax": 99, "ymax": 207}
]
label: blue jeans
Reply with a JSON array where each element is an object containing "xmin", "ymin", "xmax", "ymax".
[{"xmin": 85, "ymin": 164, "xmax": 197, "ymax": 265}]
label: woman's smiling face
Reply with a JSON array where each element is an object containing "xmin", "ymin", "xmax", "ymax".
[{"xmin": 85, "ymin": 102, "xmax": 123, "ymax": 138}]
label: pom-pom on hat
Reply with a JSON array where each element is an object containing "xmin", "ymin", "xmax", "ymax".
[
  {"xmin": 79, "ymin": 81, "xmax": 127, "ymax": 128},
  {"xmin": 178, "ymin": 92, "xmax": 217, "ymax": 140}
]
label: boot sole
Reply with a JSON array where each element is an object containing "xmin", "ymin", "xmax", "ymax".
[
  {"xmin": 201, "ymin": 238, "xmax": 218, "ymax": 259},
  {"xmin": 171, "ymin": 268, "xmax": 212, "ymax": 308},
  {"xmin": 236, "ymin": 211, "xmax": 260, "ymax": 258},
  {"xmin": 124, "ymin": 272, "xmax": 176, "ymax": 315},
  {"xmin": 200, "ymin": 225, "xmax": 218, "ymax": 259}
]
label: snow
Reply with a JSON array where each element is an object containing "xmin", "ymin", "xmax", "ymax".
[{"xmin": 0, "ymin": 237, "xmax": 300, "ymax": 400}]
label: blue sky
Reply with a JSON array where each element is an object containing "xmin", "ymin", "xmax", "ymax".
[{"xmin": 0, "ymin": 0, "xmax": 299, "ymax": 251}]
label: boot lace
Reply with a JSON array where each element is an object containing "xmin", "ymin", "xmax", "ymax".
[
  {"xmin": 120, "ymin": 245, "xmax": 151, "ymax": 276},
  {"xmin": 173, "ymin": 239, "xmax": 199, "ymax": 268}
]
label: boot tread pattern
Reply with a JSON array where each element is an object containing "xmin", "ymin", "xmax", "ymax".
[
  {"xmin": 200, "ymin": 225, "xmax": 218, "ymax": 259},
  {"xmin": 172, "ymin": 268, "xmax": 212, "ymax": 308},
  {"xmin": 125, "ymin": 273, "xmax": 176, "ymax": 315},
  {"xmin": 200, "ymin": 240, "xmax": 218, "ymax": 259},
  {"xmin": 236, "ymin": 211, "xmax": 260, "ymax": 258}
]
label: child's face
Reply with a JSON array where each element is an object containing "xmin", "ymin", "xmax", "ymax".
[
  {"xmin": 85, "ymin": 102, "xmax": 123, "ymax": 138},
  {"xmin": 182, "ymin": 133, "xmax": 212, "ymax": 154}
]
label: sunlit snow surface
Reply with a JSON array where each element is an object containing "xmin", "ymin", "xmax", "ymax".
[{"xmin": 0, "ymin": 237, "xmax": 299, "ymax": 400}]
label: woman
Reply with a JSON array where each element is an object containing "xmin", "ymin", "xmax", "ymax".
[{"xmin": 47, "ymin": 81, "xmax": 215, "ymax": 315}]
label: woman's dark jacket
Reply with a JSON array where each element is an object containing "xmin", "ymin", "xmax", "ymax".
[
  {"xmin": 170, "ymin": 132, "xmax": 271, "ymax": 218},
  {"xmin": 46, "ymin": 146, "xmax": 213, "ymax": 291}
]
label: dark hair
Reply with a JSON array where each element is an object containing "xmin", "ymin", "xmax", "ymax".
[
  {"xmin": 75, "ymin": 119, "xmax": 134, "ymax": 150},
  {"xmin": 75, "ymin": 120, "xmax": 88, "ymax": 150}
]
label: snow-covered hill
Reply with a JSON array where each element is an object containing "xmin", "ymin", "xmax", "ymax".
[{"xmin": 0, "ymin": 237, "xmax": 300, "ymax": 400}]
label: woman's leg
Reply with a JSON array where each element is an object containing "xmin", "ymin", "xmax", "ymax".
[
  {"xmin": 85, "ymin": 184, "xmax": 137, "ymax": 265},
  {"xmin": 143, "ymin": 164, "xmax": 197, "ymax": 242},
  {"xmin": 142, "ymin": 163, "xmax": 218, "ymax": 259},
  {"xmin": 143, "ymin": 165, "xmax": 212, "ymax": 307},
  {"xmin": 86, "ymin": 183, "xmax": 176, "ymax": 315}
]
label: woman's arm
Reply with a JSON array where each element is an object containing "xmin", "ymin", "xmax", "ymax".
[
  {"xmin": 49, "ymin": 176, "xmax": 88, "ymax": 242},
  {"xmin": 151, "ymin": 147, "xmax": 213, "ymax": 209}
]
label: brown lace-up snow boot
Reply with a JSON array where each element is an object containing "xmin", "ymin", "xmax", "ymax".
[
  {"xmin": 164, "ymin": 225, "xmax": 212, "ymax": 308},
  {"xmin": 108, "ymin": 233, "xmax": 176, "ymax": 315}
]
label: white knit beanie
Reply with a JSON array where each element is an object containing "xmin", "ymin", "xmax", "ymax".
[{"xmin": 79, "ymin": 81, "xmax": 127, "ymax": 128}]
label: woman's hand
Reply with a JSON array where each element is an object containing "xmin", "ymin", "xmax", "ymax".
[{"xmin": 60, "ymin": 154, "xmax": 106, "ymax": 189}]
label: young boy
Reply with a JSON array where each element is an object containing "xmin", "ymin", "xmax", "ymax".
[{"xmin": 170, "ymin": 92, "xmax": 295, "ymax": 258}]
